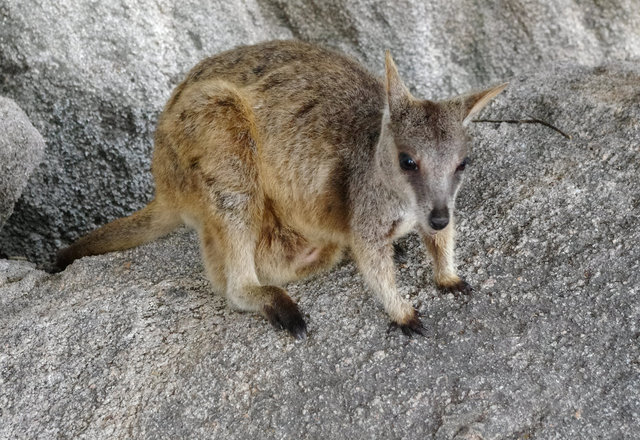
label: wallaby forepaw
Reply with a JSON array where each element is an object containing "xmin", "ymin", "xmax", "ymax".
[
  {"xmin": 387, "ymin": 309, "xmax": 424, "ymax": 337},
  {"xmin": 442, "ymin": 279, "xmax": 473, "ymax": 297},
  {"xmin": 263, "ymin": 299, "xmax": 307, "ymax": 340}
]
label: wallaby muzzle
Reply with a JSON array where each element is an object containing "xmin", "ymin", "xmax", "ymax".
[{"xmin": 429, "ymin": 207, "xmax": 449, "ymax": 230}]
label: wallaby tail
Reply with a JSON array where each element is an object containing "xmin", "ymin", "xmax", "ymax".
[{"xmin": 55, "ymin": 199, "xmax": 181, "ymax": 271}]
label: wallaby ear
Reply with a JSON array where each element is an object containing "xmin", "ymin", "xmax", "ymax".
[
  {"xmin": 461, "ymin": 82, "xmax": 508, "ymax": 125},
  {"xmin": 385, "ymin": 50, "xmax": 413, "ymax": 114}
]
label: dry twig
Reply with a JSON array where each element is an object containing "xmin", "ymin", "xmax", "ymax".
[{"xmin": 472, "ymin": 117, "xmax": 572, "ymax": 140}]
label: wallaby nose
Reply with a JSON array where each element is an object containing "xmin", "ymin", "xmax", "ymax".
[{"xmin": 429, "ymin": 208, "xmax": 449, "ymax": 230}]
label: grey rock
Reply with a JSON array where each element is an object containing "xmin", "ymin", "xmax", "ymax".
[
  {"xmin": 0, "ymin": 97, "xmax": 45, "ymax": 233},
  {"xmin": 1, "ymin": 64, "xmax": 639, "ymax": 438},
  {"xmin": 1, "ymin": 0, "xmax": 639, "ymax": 263}
]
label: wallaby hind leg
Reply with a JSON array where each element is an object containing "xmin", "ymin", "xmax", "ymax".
[
  {"xmin": 55, "ymin": 199, "xmax": 181, "ymax": 271},
  {"xmin": 163, "ymin": 78, "xmax": 306, "ymax": 338},
  {"xmin": 199, "ymin": 217, "xmax": 307, "ymax": 339}
]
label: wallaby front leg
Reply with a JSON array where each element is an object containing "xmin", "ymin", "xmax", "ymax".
[
  {"xmin": 351, "ymin": 238, "xmax": 423, "ymax": 335},
  {"xmin": 422, "ymin": 218, "xmax": 472, "ymax": 295},
  {"xmin": 200, "ymin": 221, "xmax": 307, "ymax": 339}
]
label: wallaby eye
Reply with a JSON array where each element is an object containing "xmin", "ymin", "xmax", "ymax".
[
  {"xmin": 399, "ymin": 153, "xmax": 418, "ymax": 171},
  {"xmin": 456, "ymin": 157, "xmax": 468, "ymax": 172}
]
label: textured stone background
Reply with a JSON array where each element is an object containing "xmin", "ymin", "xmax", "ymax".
[
  {"xmin": 1, "ymin": 0, "xmax": 640, "ymax": 438},
  {"xmin": 0, "ymin": 0, "xmax": 639, "ymax": 263},
  {"xmin": 2, "ymin": 63, "xmax": 639, "ymax": 438},
  {"xmin": 0, "ymin": 96, "xmax": 44, "ymax": 230}
]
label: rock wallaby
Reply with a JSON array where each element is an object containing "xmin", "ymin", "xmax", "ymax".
[{"xmin": 56, "ymin": 40, "xmax": 506, "ymax": 338}]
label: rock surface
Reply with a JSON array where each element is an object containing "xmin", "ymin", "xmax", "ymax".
[
  {"xmin": 0, "ymin": 96, "xmax": 45, "ymax": 232},
  {"xmin": 1, "ymin": 65, "xmax": 639, "ymax": 438},
  {"xmin": 1, "ymin": 0, "xmax": 639, "ymax": 263}
]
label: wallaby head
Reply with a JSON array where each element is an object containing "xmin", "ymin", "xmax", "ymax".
[{"xmin": 378, "ymin": 51, "xmax": 507, "ymax": 235}]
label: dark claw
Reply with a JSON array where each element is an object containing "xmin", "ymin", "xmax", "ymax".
[
  {"xmin": 263, "ymin": 300, "xmax": 307, "ymax": 340},
  {"xmin": 393, "ymin": 242, "xmax": 408, "ymax": 265},
  {"xmin": 442, "ymin": 279, "xmax": 474, "ymax": 297},
  {"xmin": 387, "ymin": 310, "xmax": 425, "ymax": 337},
  {"xmin": 290, "ymin": 320, "xmax": 308, "ymax": 340},
  {"xmin": 264, "ymin": 306, "xmax": 284, "ymax": 330}
]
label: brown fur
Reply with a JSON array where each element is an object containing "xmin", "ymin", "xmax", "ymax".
[{"xmin": 56, "ymin": 40, "xmax": 506, "ymax": 337}]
